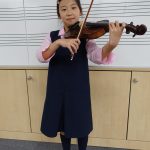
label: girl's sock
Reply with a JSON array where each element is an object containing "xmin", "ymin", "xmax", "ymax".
[
  {"xmin": 77, "ymin": 135, "xmax": 88, "ymax": 150},
  {"xmin": 60, "ymin": 133, "xmax": 71, "ymax": 150}
]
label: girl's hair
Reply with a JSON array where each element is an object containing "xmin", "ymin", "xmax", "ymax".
[{"xmin": 57, "ymin": 0, "xmax": 83, "ymax": 18}]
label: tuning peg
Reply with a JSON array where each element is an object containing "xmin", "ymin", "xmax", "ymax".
[{"xmin": 133, "ymin": 33, "xmax": 136, "ymax": 37}]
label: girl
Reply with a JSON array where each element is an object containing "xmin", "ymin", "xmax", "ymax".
[{"xmin": 37, "ymin": 0, "xmax": 125, "ymax": 149}]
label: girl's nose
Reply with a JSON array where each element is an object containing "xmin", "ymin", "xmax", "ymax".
[{"xmin": 66, "ymin": 9, "xmax": 73, "ymax": 16}]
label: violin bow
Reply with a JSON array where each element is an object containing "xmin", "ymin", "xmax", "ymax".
[
  {"xmin": 77, "ymin": 0, "xmax": 94, "ymax": 39},
  {"xmin": 71, "ymin": 0, "xmax": 94, "ymax": 60}
]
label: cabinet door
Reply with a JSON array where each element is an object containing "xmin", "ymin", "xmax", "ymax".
[
  {"xmin": 128, "ymin": 72, "xmax": 150, "ymax": 141},
  {"xmin": 0, "ymin": 70, "xmax": 30, "ymax": 132},
  {"xmin": 26, "ymin": 70, "xmax": 48, "ymax": 133},
  {"xmin": 89, "ymin": 71, "xmax": 131, "ymax": 139}
]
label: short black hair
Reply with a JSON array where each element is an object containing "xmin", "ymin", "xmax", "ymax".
[{"xmin": 57, "ymin": 0, "xmax": 83, "ymax": 18}]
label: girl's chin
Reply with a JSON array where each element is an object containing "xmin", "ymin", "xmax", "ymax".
[
  {"xmin": 67, "ymin": 22, "xmax": 78, "ymax": 27},
  {"xmin": 64, "ymin": 21, "xmax": 78, "ymax": 30},
  {"xmin": 67, "ymin": 20, "xmax": 77, "ymax": 24}
]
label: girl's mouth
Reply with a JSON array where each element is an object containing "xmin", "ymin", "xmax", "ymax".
[{"xmin": 66, "ymin": 18, "xmax": 75, "ymax": 21}]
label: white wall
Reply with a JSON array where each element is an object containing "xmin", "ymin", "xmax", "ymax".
[{"xmin": 0, "ymin": 0, "xmax": 149, "ymax": 68}]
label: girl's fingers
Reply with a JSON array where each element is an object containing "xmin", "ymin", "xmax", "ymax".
[
  {"xmin": 71, "ymin": 39, "xmax": 80, "ymax": 53},
  {"xmin": 68, "ymin": 45, "xmax": 74, "ymax": 55},
  {"xmin": 115, "ymin": 20, "xmax": 120, "ymax": 28},
  {"xmin": 73, "ymin": 42, "xmax": 79, "ymax": 52},
  {"xmin": 110, "ymin": 21, "xmax": 126, "ymax": 33},
  {"xmin": 70, "ymin": 43, "xmax": 77, "ymax": 53},
  {"xmin": 121, "ymin": 22, "xmax": 126, "ymax": 30},
  {"xmin": 109, "ymin": 22, "xmax": 113, "ymax": 30},
  {"xmin": 65, "ymin": 39, "xmax": 80, "ymax": 55},
  {"xmin": 109, "ymin": 22, "xmax": 115, "ymax": 30},
  {"xmin": 115, "ymin": 21, "xmax": 126, "ymax": 31},
  {"xmin": 76, "ymin": 39, "xmax": 81, "ymax": 45},
  {"xmin": 122, "ymin": 22, "xmax": 126, "ymax": 27}
]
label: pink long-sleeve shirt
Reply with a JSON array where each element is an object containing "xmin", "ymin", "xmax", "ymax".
[{"xmin": 37, "ymin": 27, "xmax": 114, "ymax": 64}]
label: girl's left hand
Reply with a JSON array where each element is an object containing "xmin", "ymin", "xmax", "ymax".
[{"xmin": 108, "ymin": 21, "xmax": 126, "ymax": 48}]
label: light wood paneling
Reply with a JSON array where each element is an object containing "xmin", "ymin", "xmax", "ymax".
[
  {"xmin": 128, "ymin": 72, "xmax": 150, "ymax": 141},
  {"xmin": 89, "ymin": 71, "xmax": 131, "ymax": 139},
  {"xmin": 26, "ymin": 70, "xmax": 48, "ymax": 133},
  {"xmin": 0, "ymin": 70, "xmax": 30, "ymax": 132}
]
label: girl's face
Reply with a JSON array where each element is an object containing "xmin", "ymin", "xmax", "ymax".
[{"xmin": 59, "ymin": 0, "xmax": 81, "ymax": 31}]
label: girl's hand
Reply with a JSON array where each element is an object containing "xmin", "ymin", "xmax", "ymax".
[
  {"xmin": 57, "ymin": 38, "xmax": 81, "ymax": 55},
  {"xmin": 108, "ymin": 21, "xmax": 126, "ymax": 48}
]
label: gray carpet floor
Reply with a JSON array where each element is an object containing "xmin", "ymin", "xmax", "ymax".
[{"xmin": 0, "ymin": 138, "xmax": 128, "ymax": 150}]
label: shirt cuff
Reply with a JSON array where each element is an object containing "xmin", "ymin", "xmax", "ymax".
[
  {"xmin": 36, "ymin": 32, "xmax": 55, "ymax": 63},
  {"xmin": 36, "ymin": 48, "xmax": 55, "ymax": 63},
  {"xmin": 101, "ymin": 51, "xmax": 115, "ymax": 64},
  {"xmin": 87, "ymin": 47, "xmax": 115, "ymax": 64}
]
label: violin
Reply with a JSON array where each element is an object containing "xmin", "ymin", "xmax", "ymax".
[
  {"xmin": 64, "ymin": 20, "xmax": 147, "ymax": 39},
  {"xmin": 67, "ymin": 0, "xmax": 147, "ymax": 60}
]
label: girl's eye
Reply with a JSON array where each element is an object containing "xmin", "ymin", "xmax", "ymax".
[
  {"xmin": 62, "ymin": 9, "xmax": 66, "ymax": 11},
  {"xmin": 72, "ymin": 7, "xmax": 77, "ymax": 9}
]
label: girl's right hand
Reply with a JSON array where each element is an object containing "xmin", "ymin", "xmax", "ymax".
[{"xmin": 56, "ymin": 39, "xmax": 81, "ymax": 55}]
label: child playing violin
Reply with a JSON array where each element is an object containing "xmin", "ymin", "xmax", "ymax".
[{"xmin": 37, "ymin": 0, "xmax": 125, "ymax": 149}]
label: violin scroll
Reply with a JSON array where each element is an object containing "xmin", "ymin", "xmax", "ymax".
[{"xmin": 125, "ymin": 22, "xmax": 147, "ymax": 37}]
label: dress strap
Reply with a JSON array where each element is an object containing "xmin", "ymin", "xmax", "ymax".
[{"xmin": 50, "ymin": 30, "xmax": 60, "ymax": 43}]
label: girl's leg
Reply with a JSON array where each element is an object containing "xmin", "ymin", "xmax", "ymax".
[
  {"xmin": 60, "ymin": 132, "xmax": 71, "ymax": 150},
  {"xmin": 77, "ymin": 135, "xmax": 88, "ymax": 150}
]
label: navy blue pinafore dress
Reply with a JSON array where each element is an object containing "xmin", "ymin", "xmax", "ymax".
[{"xmin": 40, "ymin": 30, "xmax": 93, "ymax": 138}]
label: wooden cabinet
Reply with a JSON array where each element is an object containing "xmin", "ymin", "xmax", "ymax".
[
  {"xmin": 0, "ymin": 70, "xmax": 30, "ymax": 132},
  {"xmin": 25, "ymin": 70, "xmax": 131, "ymax": 140},
  {"xmin": 89, "ymin": 71, "xmax": 131, "ymax": 139},
  {"xmin": 26, "ymin": 70, "xmax": 48, "ymax": 133},
  {"xmin": 128, "ymin": 72, "xmax": 150, "ymax": 141},
  {"xmin": 1, "ymin": 69, "xmax": 150, "ymax": 149}
]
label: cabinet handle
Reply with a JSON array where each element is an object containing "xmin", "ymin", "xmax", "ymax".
[
  {"xmin": 132, "ymin": 78, "xmax": 138, "ymax": 83},
  {"xmin": 27, "ymin": 75, "xmax": 33, "ymax": 80}
]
